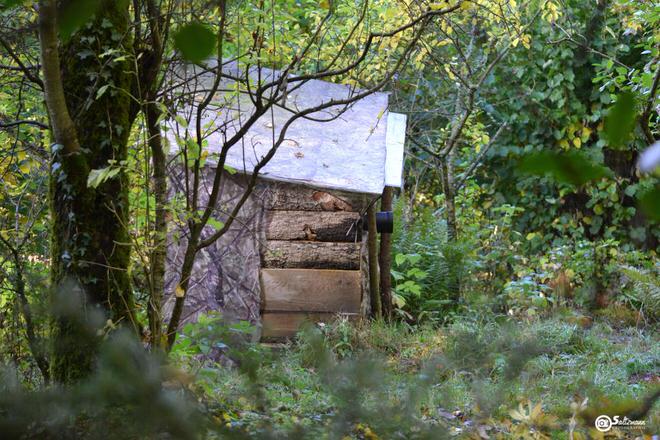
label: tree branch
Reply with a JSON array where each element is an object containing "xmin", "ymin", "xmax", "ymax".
[
  {"xmin": 0, "ymin": 119, "xmax": 49, "ymax": 130},
  {"xmin": 0, "ymin": 35, "xmax": 44, "ymax": 90},
  {"xmin": 37, "ymin": 0, "xmax": 80, "ymax": 154}
]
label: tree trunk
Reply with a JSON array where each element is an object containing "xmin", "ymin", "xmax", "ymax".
[
  {"xmin": 441, "ymin": 155, "xmax": 457, "ymax": 241},
  {"xmin": 440, "ymin": 153, "xmax": 460, "ymax": 299},
  {"xmin": 367, "ymin": 205, "xmax": 381, "ymax": 318},
  {"xmin": 166, "ymin": 233, "xmax": 200, "ymax": 350},
  {"xmin": 378, "ymin": 186, "xmax": 394, "ymax": 320},
  {"xmin": 40, "ymin": 0, "xmax": 137, "ymax": 382},
  {"xmin": 14, "ymin": 255, "xmax": 50, "ymax": 383},
  {"xmin": 146, "ymin": 103, "xmax": 167, "ymax": 350}
]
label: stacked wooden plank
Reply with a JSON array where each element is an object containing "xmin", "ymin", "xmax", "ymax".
[{"xmin": 260, "ymin": 186, "xmax": 366, "ymax": 339}]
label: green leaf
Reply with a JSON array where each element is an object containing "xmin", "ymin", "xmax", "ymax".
[
  {"xmin": 186, "ymin": 138, "xmax": 200, "ymax": 160},
  {"xmin": 87, "ymin": 165, "xmax": 120, "ymax": 188},
  {"xmin": 185, "ymin": 139, "xmax": 201, "ymax": 169},
  {"xmin": 518, "ymin": 150, "xmax": 611, "ymax": 186},
  {"xmin": 174, "ymin": 22, "xmax": 216, "ymax": 64},
  {"xmin": 395, "ymin": 253, "xmax": 406, "ymax": 266},
  {"xmin": 96, "ymin": 84, "xmax": 109, "ymax": 99},
  {"xmin": 604, "ymin": 91, "xmax": 637, "ymax": 148},
  {"xmin": 207, "ymin": 217, "xmax": 225, "ymax": 231},
  {"xmin": 58, "ymin": 0, "xmax": 102, "ymax": 41},
  {"xmin": 1, "ymin": 0, "xmax": 24, "ymax": 9},
  {"xmin": 637, "ymin": 185, "xmax": 660, "ymax": 221},
  {"xmin": 174, "ymin": 114, "xmax": 188, "ymax": 128}
]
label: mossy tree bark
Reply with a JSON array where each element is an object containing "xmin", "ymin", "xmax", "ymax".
[{"xmin": 39, "ymin": 0, "xmax": 137, "ymax": 383}]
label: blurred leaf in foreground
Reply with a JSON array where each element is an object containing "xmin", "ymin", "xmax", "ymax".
[
  {"xmin": 0, "ymin": 0, "xmax": 24, "ymax": 9},
  {"xmin": 638, "ymin": 141, "xmax": 660, "ymax": 174},
  {"xmin": 174, "ymin": 22, "xmax": 216, "ymax": 64},
  {"xmin": 604, "ymin": 91, "xmax": 637, "ymax": 149},
  {"xmin": 58, "ymin": 0, "xmax": 101, "ymax": 41},
  {"xmin": 638, "ymin": 184, "xmax": 660, "ymax": 221},
  {"xmin": 518, "ymin": 150, "xmax": 611, "ymax": 186}
]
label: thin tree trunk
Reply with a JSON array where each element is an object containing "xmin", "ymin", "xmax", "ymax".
[
  {"xmin": 166, "ymin": 230, "xmax": 201, "ymax": 350},
  {"xmin": 146, "ymin": 103, "xmax": 167, "ymax": 350},
  {"xmin": 441, "ymin": 156, "xmax": 457, "ymax": 241},
  {"xmin": 367, "ymin": 205, "xmax": 381, "ymax": 318},
  {"xmin": 379, "ymin": 186, "xmax": 394, "ymax": 320},
  {"xmin": 440, "ymin": 153, "xmax": 460, "ymax": 299}
]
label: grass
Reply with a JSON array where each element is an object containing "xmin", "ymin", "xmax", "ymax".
[{"xmin": 178, "ymin": 310, "xmax": 659, "ymax": 438}]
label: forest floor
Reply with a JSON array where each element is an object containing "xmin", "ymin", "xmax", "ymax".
[{"xmin": 176, "ymin": 308, "xmax": 660, "ymax": 439}]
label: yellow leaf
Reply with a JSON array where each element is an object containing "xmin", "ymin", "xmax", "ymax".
[
  {"xmin": 175, "ymin": 284, "xmax": 185, "ymax": 298},
  {"xmin": 573, "ymin": 137, "xmax": 582, "ymax": 148},
  {"xmin": 594, "ymin": 204, "xmax": 604, "ymax": 215},
  {"xmin": 19, "ymin": 162, "xmax": 31, "ymax": 174},
  {"xmin": 521, "ymin": 34, "xmax": 531, "ymax": 50}
]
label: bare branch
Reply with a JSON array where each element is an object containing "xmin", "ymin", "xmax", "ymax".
[
  {"xmin": 0, "ymin": 35, "xmax": 44, "ymax": 90},
  {"xmin": 0, "ymin": 119, "xmax": 49, "ymax": 130}
]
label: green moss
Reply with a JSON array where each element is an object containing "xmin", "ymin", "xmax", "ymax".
[{"xmin": 50, "ymin": 0, "xmax": 137, "ymax": 383}]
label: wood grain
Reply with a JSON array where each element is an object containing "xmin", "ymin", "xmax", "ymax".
[
  {"xmin": 260, "ymin": 268, "xmax": 361, "ymax": 313},
  {"xmin": 261, "ymin": 312, "xmax": 359, "ymax": 339},
  {"xmin": 262, "ymin": 240, "xmax": 360, "ymax": 270},
  {"xmin": 263, "ymin": 182, "xmax": 370, "ymax": 212},
  {"xmin": 264, "ymin": 210, "xmax": 360, "ymax": 242}
]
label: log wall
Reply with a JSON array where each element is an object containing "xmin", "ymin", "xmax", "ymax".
[{"xmin": 259, "ymin": 181, "xmax": 368, "ymax": 339}]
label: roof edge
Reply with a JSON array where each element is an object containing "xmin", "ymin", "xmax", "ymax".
[{"xmin": 384, "ymin": 112, "xmax": 407, "ymax": 188}]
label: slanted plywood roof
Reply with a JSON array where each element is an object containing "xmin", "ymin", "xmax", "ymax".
[{"xmin": 166, "ymin": 63, "xmax": 405, "ymax": 195}]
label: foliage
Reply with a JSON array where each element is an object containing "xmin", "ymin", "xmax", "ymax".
[
  {"xmin": 174, "ymin": 314, "xmax": 657, "ymax": 439},
  {"xmin": 0, "ymin": 330, "xmax": 202, "ymax": 439},
  {"xmin": 0, "ymin": 0, "xmax": 658, "ymax": 437},
  {"xmin": 391, "ymin": 200, "xmax": 473, "ymax": 322}
]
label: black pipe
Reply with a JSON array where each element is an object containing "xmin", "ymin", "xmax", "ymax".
[{"xmin": 362, "ymin": 211, "xmax": 393, "ymax": 234}]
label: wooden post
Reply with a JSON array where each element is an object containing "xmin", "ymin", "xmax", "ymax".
[
  {"xmin": 367, "ymin": 205, "xmax": 381, "ymax": 318},
  {"xmin": 379, "ymin": 186, "xmax": 393, "ymax": 320}
]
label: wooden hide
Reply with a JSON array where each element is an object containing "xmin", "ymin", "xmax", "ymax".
[
  {"xmin": 261, "ymin": 269, "xmax": 361, "ymax": 313},
  {"xmin": 264, "ymin": 182, "xmax": 368, "ymax": 212},
  {"xmin": 264, "ymin": 211, "xmax": 360, "ymax": 242},
  {"xmin": 258, "ymin": 182, "xmax": 368, "ymax": 339},
  {"xmin": 262, "ymin": 241, "xmax": 360, "ymax": 270},
  {"xmin": 261, "ymin": 312, "xmax": 359, "ymax": 339}
]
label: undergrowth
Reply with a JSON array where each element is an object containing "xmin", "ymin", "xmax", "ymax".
[{"xmin": 172, "ymin": 312, "xmax": 659, "ymax": 439}]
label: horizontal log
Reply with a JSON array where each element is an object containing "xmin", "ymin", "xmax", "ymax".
[
  {"xmin": 261, "ymin": 312, "xmax": 359, "ymax": 339},
  {"xmin": 260, "ymin": 268, "xmax": 361, "ymax": 313},
  {"xmin": 264, "ymin": 211, "xmax": 360, "ymax": 242},
  {"xmin": 262, "ymin": 240, "xmax": 360, "ymax": 270},
  {"xmin": 263, "ymin": 181, "xmax": 370, "ymax": 212}
]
